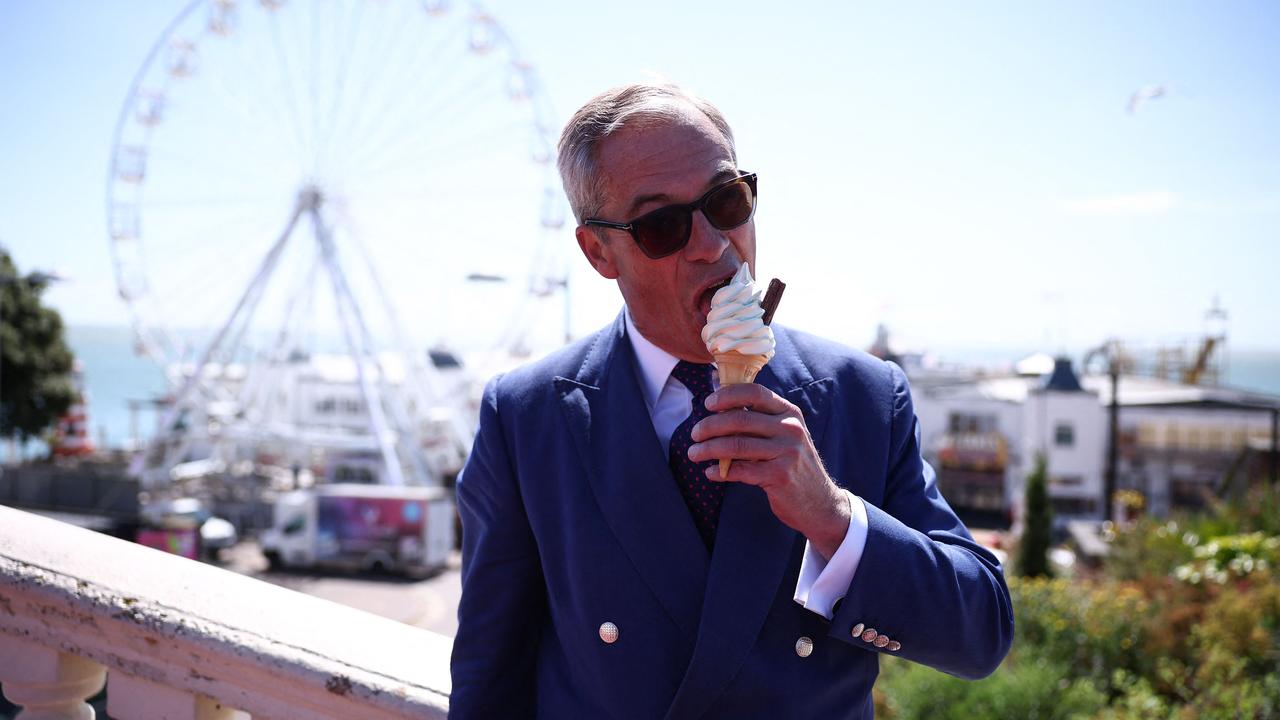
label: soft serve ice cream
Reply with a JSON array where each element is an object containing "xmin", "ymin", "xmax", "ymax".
[
  {"xmin": 701, "ymin": 261, "xmax": 778, "ymax": 478},
  {"xmin": 701, "ymin": 262, "xmax": 776, "ymax": 361}
]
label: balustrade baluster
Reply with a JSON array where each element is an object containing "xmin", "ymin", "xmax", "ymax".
[
  {"xmin": 0, "ymin": 637, "xmax": 107, "ymax": 720},
  {"xmin": 107, "ymin": 674, "xmax": 248, "ymax": 720}
]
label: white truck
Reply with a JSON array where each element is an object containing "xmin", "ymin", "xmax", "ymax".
[{"xmin": 260, "ymin": 484, "xmax": 454, "ymax": 576}]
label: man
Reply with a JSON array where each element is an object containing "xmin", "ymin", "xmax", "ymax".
[{"xmin": 449, "ymin": 83, "xmax": 1013, "ymax": 719}]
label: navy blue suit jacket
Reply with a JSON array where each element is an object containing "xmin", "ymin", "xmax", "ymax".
[{"xmin": 450, "ymin": 313, "xmax": 1013, "ymax": 719}]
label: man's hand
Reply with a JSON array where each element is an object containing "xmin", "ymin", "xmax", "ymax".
[{"xmin": 688, "ymin": 383, "xmax": 851, "ymax": 559}]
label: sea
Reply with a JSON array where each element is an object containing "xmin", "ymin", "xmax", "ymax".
[{"xmin": 40, "ymin": 325, "xmax": 1280, "ymax": 453}]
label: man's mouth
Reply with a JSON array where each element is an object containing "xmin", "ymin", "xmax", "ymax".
[{"xmin": 697, "ymin": 275, "xmax": 735, "ymax": 317}]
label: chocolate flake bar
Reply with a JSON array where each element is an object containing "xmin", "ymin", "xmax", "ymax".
[{"xmin": 760, "ymin": 279, "xmax": 786, "ymax": 325}]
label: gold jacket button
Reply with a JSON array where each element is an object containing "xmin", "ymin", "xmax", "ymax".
[
  {"xmin": 887, "ymin": 640, "xmax": 902, "ymax": 652},
  {"xmin": 795, "ymin": 636, "xmax": 814, "ymax": 657},
  {"xmin": 861, "ymin": 628, "xmax": 878, "ymax": 643},
  {"xmin": 599, "ymin": 622, "xmax": 619, "ymax": 644},
  {"xmin": 850, "ymin": 622, "xmax": 865, "ymax": 638}
]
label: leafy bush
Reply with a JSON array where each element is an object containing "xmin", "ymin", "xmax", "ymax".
[
  {"xmin": 1018, "ymin": 454, "xmax": 1053, "ymax": 577},
  {"xmin": 1009, "ymin": 577, "xmax": 1148, "ymax": 691},
  {"xmin": 1208, "ymin": 484, "xmax": 1280, "ymax": 537},
  {"xmin": 879, "ymin": 655, "xmax": 1105, "ymax": 720},
  {"xmin": 1173, "ymin": 532, "xmax": 1278, "ymax": 585},
  {"xmin": 1104, "ymin": 518, "xmax": 1197, "ymax": 581},
  {"xmin": 877, "ymin": 489, "xmax": 1280, "ymax": 719}
]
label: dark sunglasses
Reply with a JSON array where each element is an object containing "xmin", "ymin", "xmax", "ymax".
[{"xmin": 584, "ymin": 173, "xmax": 757, "ymax": 259}]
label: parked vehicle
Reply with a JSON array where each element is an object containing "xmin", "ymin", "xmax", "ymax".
[
  {"xmin": 140, "ymin": 496, "xmax": 238, "ymax": 560},
  {"xmin": 260, "ymin": 484, "xmax": 453, "ymax": 576}
]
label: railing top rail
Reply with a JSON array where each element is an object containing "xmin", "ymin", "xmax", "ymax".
[{"xmin": 0, "ymin": 505, "xmax": 451, "ymax": 719}]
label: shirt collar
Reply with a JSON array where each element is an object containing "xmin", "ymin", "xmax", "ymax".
[{"xmin": 624, "ymin": 306, "xmax": 679, "ymax": 411}]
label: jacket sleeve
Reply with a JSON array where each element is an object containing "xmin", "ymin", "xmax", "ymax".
[
  {"xmin": 449, "ymin": 375, "xmax": 545, "ymax": 717},
  {"xmin": 827, "ymin": 361, "xmax": 1014, "ymax": 679}
]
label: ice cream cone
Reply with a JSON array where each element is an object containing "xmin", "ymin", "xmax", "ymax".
[{"xmin": 714, "ymin": 352, "xmax": 769, "ymax": 478}]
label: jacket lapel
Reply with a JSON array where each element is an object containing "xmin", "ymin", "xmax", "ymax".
[
  {"xmin": 555, "ymin": 313, "xmax": 709, "ymax": 636},
  {"xmin": 664, "ymin": 327, "xmax": 835, "ymax": 720}
]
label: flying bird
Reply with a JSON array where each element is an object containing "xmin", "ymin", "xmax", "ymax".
[{"xmin": 1127, "ymin": 84, "xmax": 1168, "ymax": 115}]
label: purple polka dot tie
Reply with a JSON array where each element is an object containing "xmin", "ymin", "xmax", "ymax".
[{"xmin": 668, "ymin": 361, "xmax": 723, "ymax": 549}]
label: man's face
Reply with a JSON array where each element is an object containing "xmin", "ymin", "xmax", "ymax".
[{"xmin": 575, "ymin": 109, "xmax": 756, "ymax": 362}]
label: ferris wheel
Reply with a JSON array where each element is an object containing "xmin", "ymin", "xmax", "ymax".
[{"xmin": 106, "ymin": 0, "xmax": 567, "ymax": 487}]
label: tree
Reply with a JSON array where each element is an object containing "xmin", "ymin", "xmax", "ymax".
[
  {"xmin": 1017, "ymin": 453, "xmax": 1054, "ymax": 578},
  {"xmin": 0, "ymin": 248, "xmax": 75, "ymax": 447}
]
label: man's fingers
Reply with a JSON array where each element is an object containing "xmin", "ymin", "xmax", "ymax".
[
  {"xmin": 690, "ymin": 407, "xmax": 777, "ymax": 442},
  {"xmin": 705, "ymin": 383, "xmax": 791, "ymax": 415},
  {"xmin": 688, "ymin": 436, "xmax": 779, "ymax": 464}
]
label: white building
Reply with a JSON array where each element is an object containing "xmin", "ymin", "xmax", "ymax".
[
  {"xmin": 912, "ymin": 358, "xmax": 1106, "ymax": 524},
  {"xmin": 908, "ymin": 357, "xmax": 1279, "ymax": 524}
]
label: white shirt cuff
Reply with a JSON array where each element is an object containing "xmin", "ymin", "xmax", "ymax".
[{"xmin": 792, "ymin": 491, "xmax": 869, "ymax": 620}]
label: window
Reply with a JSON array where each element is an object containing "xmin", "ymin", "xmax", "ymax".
[
  {"xmin": 1207, "ymin": 428, "xmax": 1226, "ymax": 451},
  {"xmin": 1186, "ymin": 427, "xmax": 1202, "ymax": 450},
  {"xmin": 1137, "ymin": 423, "xmax": 1157, "ymax": 448},
  {"xmin": 283, "ymin": 514, "xmax": 306, "ymax": 535},
  {"xmin": 1054, "ymin": 423, "xmax": 1074, "ymax": 447},
  {"xmin": 948, "ymin": 412, "xmax": 996, "ymax": 434}
]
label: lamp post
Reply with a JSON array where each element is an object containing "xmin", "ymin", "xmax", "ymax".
[{"xmin": 1084, "ymin": 339, "xmax": 1121, "ymax": 522}]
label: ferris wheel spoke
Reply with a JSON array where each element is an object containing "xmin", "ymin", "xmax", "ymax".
[
  {"xmin": 143, "ymin": 212, "xmax": 291, "ymax": 248},
  {"xmin": 352, "ymin": 117, "xmax": 529, "ymax": 185},
  {"xmin": 334, "ymin": 9, "xmax": 470, "ymax": 178},
  {"xmin": 231, "ymin": 13, "xmax": 310, "ymax": 169},
  {"xmin": 141, "ymin": 141, "xmax": 284, "ymax": 183},
  {"xmin": 195, "ymin": 42, "xmax": 304, "ymax": 170},
  {"xmin": 175, "ymin": 15, "xmax": 300, "ymax": 168},
  {"xmin": 307, "ymin": 0, "xmax": 321, "ymax": 175},
  {"xmin": 345, "ymin": 39, "xmax": 501, "ymax": 170},
  {"xmin": 145, "ymin": 272, "xmax": 261, "ymax": 338},
  {"xmin": 315, "ymin": 0, "xmax": 366, "ymax": 176},
  {"xmin": 344, "ymin": 182, "xmax": 543, "ymax": 202},
  {"xmin": 266, "ymin": 10, "xmax": 311, "ymax": 170},
  {"xmin": 323, "ymin": 2, "xmax": 425, "ymax": 178},
  {"xmin": 346, "ymin": 70, "xmax": 514, "ymax": 179},
  {"xmin": 140, "ymin": 194, "xmax": 284, "ymax": 209}
]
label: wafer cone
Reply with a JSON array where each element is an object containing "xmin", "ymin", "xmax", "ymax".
[{"xmin": 714, "ymin": 352, "xmax": 770, "ymax": 478}]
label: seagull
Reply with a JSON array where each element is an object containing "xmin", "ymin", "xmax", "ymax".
[{"xmin": 1127, "ymin": 84, "xmax": 1168, "ymax": 115}]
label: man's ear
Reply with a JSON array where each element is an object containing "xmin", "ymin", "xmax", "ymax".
[{"xmin": 576, "ymin": 225, "xmax": 619, "ymax": 279}]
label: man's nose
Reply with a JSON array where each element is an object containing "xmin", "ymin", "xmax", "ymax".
[{"xmin": 682, "ymin": 209, "xmax": 729, "ymax": 263}]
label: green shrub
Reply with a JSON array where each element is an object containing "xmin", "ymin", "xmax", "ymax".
[
  {"xmin": 1207, "ymin": 484, "xmax": 1280, "ymax": 537},
  {"xmin": 1173, "ymin": 532, "xmax": 1278, "ymax": 586},
  {"xmin": 1091, "ymin": 670, "xmax": 1170, "ymax": 720},
  {"xmin": 875, "ymin": 490, "xmax": 1280, "ymax": 719},
  {"xmin": 880, "ymin": 655, "xmax": 1105, "ymax": 720},
  {"xmin": 1009, "ymin": 577, "xmax": 1148, "ymax": 690},
  {"xmin": 1018, "ymin": 454, "xmax": 1054, "ymax": 578},
  {"xmin": 1104, "ymin": 519, "xmax": 1196, "ymax": 581}
]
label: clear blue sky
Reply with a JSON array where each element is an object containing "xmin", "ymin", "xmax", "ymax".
[{"xmin": 2, "ymin": 1, "xmax": 1278, "ymax": 358}]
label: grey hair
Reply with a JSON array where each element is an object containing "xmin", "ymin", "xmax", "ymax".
[{"xmin": 556, "ymin": 82, "xmax": 738, "ymax": 225}]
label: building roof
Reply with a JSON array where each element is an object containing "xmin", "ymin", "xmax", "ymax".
[
  {"xmin": 1081, "ymin": 374, "xmax": 1280, "ymax": 411},
  {"xmin": 1040, "ymin": 357, "xmax": 1085, "ymax": 392},
  {"xmin": 1015, "ymin": 352, "xmax": 1055, "ymax": 376},
  {"xmin": 918, "ymin": 371, "xmax": 1280, "ymax": 412}
]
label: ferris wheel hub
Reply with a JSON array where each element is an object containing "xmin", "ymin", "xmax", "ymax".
[{"xmin": 298, "ymin": 185, "xmax": 324, "ymax": 211}]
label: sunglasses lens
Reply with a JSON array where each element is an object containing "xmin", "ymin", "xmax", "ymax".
[
  {"xmin": 633, "ymin": 206, "xmax": 692, "ymax": 258},
  {"xmin": 704, "ymin": 180, "xmax": 755, "ymax": 229}
]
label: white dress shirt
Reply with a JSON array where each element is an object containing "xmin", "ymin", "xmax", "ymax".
[{"xmin": 623, "ymin": 308, "xmax": 869, "ymax": 619}]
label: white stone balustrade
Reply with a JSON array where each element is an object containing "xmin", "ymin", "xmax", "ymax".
[{"xmin": 0, "ymin": 505, "xmax": 451, "ymax": 719}]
